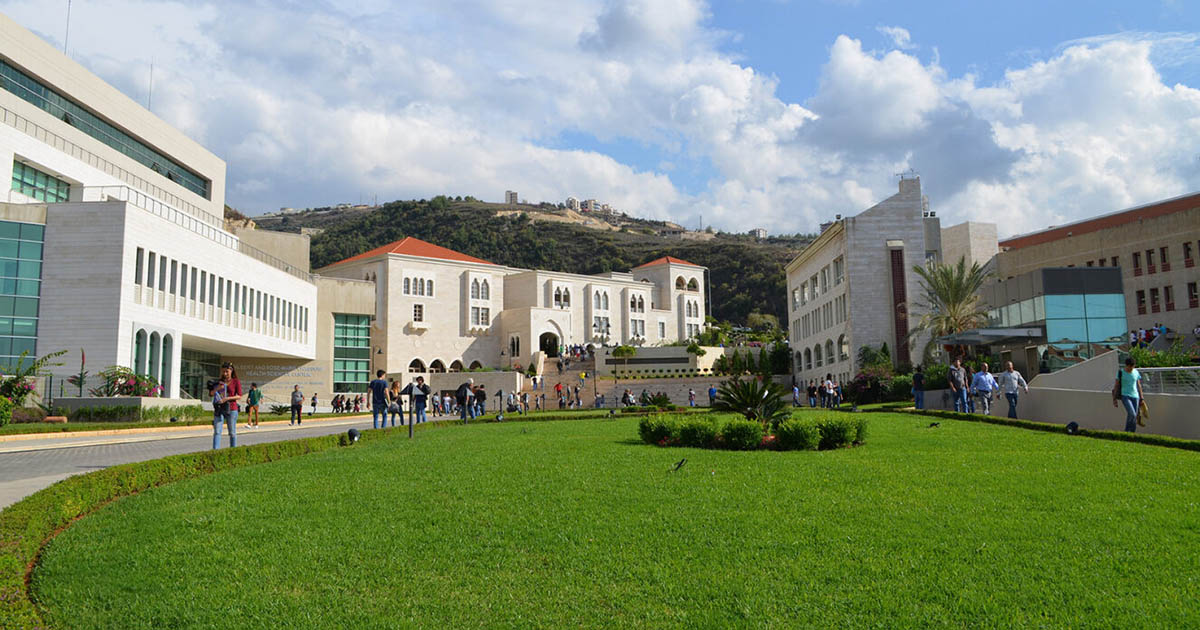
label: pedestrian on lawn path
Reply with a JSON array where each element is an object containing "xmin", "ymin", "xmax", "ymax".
[
  {"xmin": 245, "ymin": 383, "xmax": 262, "ymax": 428},
  {"xmin": 1113, "ymin": 356, "xmax": 1146, "ymax": 432},
  {"xmin": 210, "ymin": 362, "xmax": 242, "ymax": 449},
  {"xmin": 290, "ymin": 385, "xmax": 304, "ymax": 425},
  {"xmin": 996, "ymin": 361, "xmax": 1029, "ymax": 419}
]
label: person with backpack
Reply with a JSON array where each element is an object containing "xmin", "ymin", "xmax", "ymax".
[
  {"xmin": 210, "ymin": 362, "xmax": 242, "ymax": 449},
  {"xmin": 456, "ymin": 378, "xmax": 475, "ymax": 422},
  {"xmin": 1113, "ymin": 356, "xmax": 1146, "ymax": 432},
  {"xmin": 402, "ymin": 376, "xmax": 431, "ymax": 424}
]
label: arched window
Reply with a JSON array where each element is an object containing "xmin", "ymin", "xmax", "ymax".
[
  {"xmin": 594, "ymin": 291, "xmax": 601, "ymax": 308},
  {"xmin": 134, "ymin": 329, "xmax": 148, "ymax": 375},
  {"xmin": 687, "ymin": 278, "xmax": 699, "ymax": 291},
  {"xmin": 481, "ymin": 280, "xmax": 490, "ymax": 300},
  {"xmin": 449, "ymin": 360, "xmax": 464, "ymax": 372},
  {"xmin": 562, "ymin": 289, "xmax": 570, "ymax": 307},
  {"xmin": 804, "ymin": 348, "xmax": 812, "ymax": 370},
  {"xmin": 510, "ymin": 336, "xmax": 520, "ymax": 357},
  {"xmin": 630, "ymin": 296, "xmax": 637, "ymax": 310},
  {"xmin": 601, "ymin": 293, "xmax": 609, "ymax": 310},
  {"xmin": 554, "ymin": 288, "xmax": 562, "ymax": 307},
  {"xmin": 826, "ymin": 340, "xmax": 835, "ymax": 364},
  {"xmin": 838, "ymin": 334, "xmax": 849, "ymax": 361},
  {"xmin": 403, "ymin": 278, "xmax": 411, "ymax": 294},
  {"xmin": 408, "ymin": 358, "xmax": 426, "ymax": 373},
  {"xmin": 637, "ymin": 296, "xmax": 644, "ymax": 312},
  {"xmin": 814, "ymin": 344, "xmax": 823, "ymax": 368},
  {"xmin": 675, "ymin": 276, "xmax": 686, "ymax": 290},
  {"xmin": 418, "ymin": 278, "xmax": 426, "ymax": 296},
  {"xmin": 471, "ymin": 279, "xmax": 480, "ymax": 299},
  {"xmin": 795, "ymin": 350, "xmax": 804, "ymax": 372},
  {"xmin": 161, "ymin": 334, "xmax": 173, "ymax": 395},
  {"xmin": 469, "ymin": 360, "xmax": 483, "ymax": 370},
  {"xmin": 427, "ymin": 279, "xmax": 433, "ymax": 296},
  {"xmin": 148, "ymin": 332, "xmax": 161, "ymax": 381}
]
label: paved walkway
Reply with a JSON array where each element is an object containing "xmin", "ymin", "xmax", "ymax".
[{"xmin": 0, "ymin": 413, "xmax": 453, "ymax": 509}]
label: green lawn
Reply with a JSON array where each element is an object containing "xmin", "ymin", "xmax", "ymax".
[{"xmin": 30, "ymin": 412, "xmax": 1200, "ymax": 629}]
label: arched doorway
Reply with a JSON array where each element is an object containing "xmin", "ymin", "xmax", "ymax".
[
  {"xmin": 449, "ymin": 360, "xmax": 464, "ymax": 372},
  {"xmin": 429, "ymin": 359, "xmax": 446, "ymax": 373},
  {"xmin": 539, "ymin": 332, "xmax": 560, "ymax": 357},
  {"xmin": 408, "ymin": 358, "xmax": 426, "ymax": 373},
  {"xmin": 469, "ymin": 360, "xmax": 483, "ymax": 370}
]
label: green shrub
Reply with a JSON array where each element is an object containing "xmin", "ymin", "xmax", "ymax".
[
  {"xmin": 816, "ymin": 416, "xmax": 856, "ymax": 450},
  {"xmin": 889, "ymin": 374, "xmax": 913, "ymax": 401},
  {"xmin": 0, "ymin": 396, "xmax": 12, "ymax": 427},
  {"xmin": 638, "ymin": 414, "xmax": 678, "ymax": 445},
  {"xmin": 720, "ymin": 419, "xmax": 764, "ymax": 450},
  {"xmin": 853, "ymin": 416, "xmax": 868, "ymax": 444},
  {"xmin": 923, "ymin": 364, "xmax": 950, "ymax": 390},
  {"xmin": 270, "ymin": 404, "xmax": 291, "ymax": 415},
  {"xmin": 68, "ymin": 404, "xmax": 205, "ymax": 423},
  {"xmin": 677, "ymin": 416, "xmax": 719, "ymax": 448},
  {"xmin": 774, "ymin": 419, "xmax": 820, "ymax": 450}
]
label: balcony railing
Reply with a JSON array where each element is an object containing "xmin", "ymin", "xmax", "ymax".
[
  {"xmin": 71, "ymin": 186, "xmax": 314, "ymax": 282},
  {"xmin": 1140, "ymin": 367, "xmax": 1200, "ymax": 396}
]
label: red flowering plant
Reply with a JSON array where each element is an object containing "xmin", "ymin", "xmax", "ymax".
[
  {"xmin": 89, "ymin": 366, "xmax": 163, "ymax": 397},
  {"xmin": 0, "ymin": 350, "xmax": 65, "ymax": 407}
]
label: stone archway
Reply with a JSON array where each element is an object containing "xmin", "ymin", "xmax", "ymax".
[{"xmin": 539, "ymin": 332, "xmax": 560, "ymax": 357}]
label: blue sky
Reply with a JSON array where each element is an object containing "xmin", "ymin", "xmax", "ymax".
[{"xmin": 3, "ymin": 0, "xmax": 1199, "ymax": 236}]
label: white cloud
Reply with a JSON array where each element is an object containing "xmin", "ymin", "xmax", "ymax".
[{"xmin": 0, "ymin": 1, "xmax": 1198, "ymax": 239}]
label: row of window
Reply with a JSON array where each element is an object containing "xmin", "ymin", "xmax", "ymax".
[
  {"xmin": 469, "ymin": 306, "xmax": 491, "ymax": 326},
  {"xmin": 673, "ymin": 276, "xmax": 701, "ymax": 291},
  {"xmin": 685, "ymin": 323, "xmax": 701, "ymax": 338},
  {"xmin": 593, "ymin": 291, "xmax": 610, "ymax": 310},
  {"xmin": 631, "ymin": 319, "xmax": 646, "ymax": 337},
  {"xmin": 0, "ymin": 57, "xmax": 210, "ymax": 198},
  {"xmin": 684, "ymin": 300, "xmax": 700, "ymax": 318},
  {"xmin": 592, "ymin": 316, "xmax": 611, "ymax": 335},
  {"xmin": 553, "ymin": 287, "xmax": 572, "ymax": 308},
  {"xmin": 791, "ymin": 256, "xmax": 844, "ymax": 311},
  {"xmin": 333, "ymin": 313, "xmax": 370, "ymax": 392},
  {"xmin": 11, "ymin": 161, "xmax": 69, "ymax": 203},
  {"xmin": 403, "ymin": 277, "xmax": 435, "ymax": 297},
  {"xmin": 469, "ymin": 278, "xmax": 489, "ymax": 300},
  {"xmin": 133, "ymin": 247, "xmax": 308, "ymax": 334},
  {"xmin": 1080, "ymin": 240, "xmax": 1200, "ymax": 275},
  {"xmin": 799, "ymin": 294, "xmax": 845, "ymax": 340},
  {"xmin": 0, "ymin": 220, "xmax": 42, "ymax": 371},
  {"xmin": 798, "ymin": 336, "xmax": 850, "ymax": 371},
  {"xmin": 1136, "ymin": 282, "xmax": 1200, "ymax": 314}
]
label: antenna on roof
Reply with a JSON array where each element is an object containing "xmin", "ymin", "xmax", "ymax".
[
  {"xmin": 147, "ymin": 62, "xmax": 154, "ymax": 111},
  {"xmin": 63, "ymin": 0, "xmax": 72, "ymax": 54},
  {"xmin": 896, "ymin": 168, "xmax": 919, "ymax": 180}
]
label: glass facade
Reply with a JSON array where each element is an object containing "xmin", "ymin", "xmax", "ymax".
[
  {"xmin": 0, "ymin": 220, "xmax": 43, "ymax": 371},
  {"xmin": 180, "ymin": 349, "xmax": 221, "ymax": 401},
  {"xmin": 0, "ymin": 57, "xmax": 210, "ymax": 199},
  {"xmin": 11, "ymin": 161, "xmax": 69, "ymax": 202},
  {"xmin": 333, "ymin": 314, "xmax": 370, "ymax": 393}
]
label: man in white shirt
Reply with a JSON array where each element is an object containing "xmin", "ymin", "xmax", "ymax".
[
  {"xmin": 970, "ymin": 363, "xmax": 999, "ymax": 415},
  {"xmin": 995, "ymin": 361, "xmax": 1029, "ymax": 419}
]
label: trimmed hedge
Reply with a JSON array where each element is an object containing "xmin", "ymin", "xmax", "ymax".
[
  {"xmin": 0, "ymin": 425, "xmax": 427, "ymax": 629},
  {"xmin": 863, "ymin": 407, "xmax": 1200, "ymax": 453},
  {"xmin": 638, "ymin": 413, "xmax": 865, "ymax": 452},
  {"xmin": 67, "ymin": 404, "xmax": 206, "ymax": 423}
]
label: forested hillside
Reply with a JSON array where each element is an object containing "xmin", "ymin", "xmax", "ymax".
[{"xmin": 256, "ymin": 197, "xmax": 808, "ymax": 324}]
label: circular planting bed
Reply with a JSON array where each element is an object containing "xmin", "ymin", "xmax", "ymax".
[{"xmin": 27, "ymin": 413, "xmax": 1200, "ymax": 628}]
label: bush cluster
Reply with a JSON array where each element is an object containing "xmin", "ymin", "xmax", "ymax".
[
  {"xmin": 0, "ymin": 396, "xmax": 13, "ymax": 427},
  {"xmin": 67, "ymin": 404, "xmax": 206, "ymax": 423},
  {"xmin": 638, "ymin": 413, "xmax": 866, "ymax": 451}
]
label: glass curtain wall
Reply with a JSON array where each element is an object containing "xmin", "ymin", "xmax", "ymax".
[
  {"xmin": 0, "ymin": 220, "xmax": 43, "ymax": 371},
  {"xmin": 333, "ymin": 314, "xmax": 370, "ymax": 393}
]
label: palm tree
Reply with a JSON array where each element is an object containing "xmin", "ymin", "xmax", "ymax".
[{"xmin": 907, "ymin": 257, "xmax": 992, "ymax": 363}]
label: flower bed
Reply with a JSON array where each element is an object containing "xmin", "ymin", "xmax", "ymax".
[{"xmin": 638, "ymin": 412, "xmax": 866, "ymax": 451}]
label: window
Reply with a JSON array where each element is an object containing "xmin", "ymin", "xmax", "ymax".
[
  {"xmin": 1111, "ymin": 256, "xmax": 1118, "ymax": 267},
  {"xmin": 480, "ymin": 307, "xmax": 489, "ymax": 323},
  {"xmin": 0, "ymin": 220, "xmax": 44, "ymax": 370},
  {"xmin": 209, "ymin": 274, "xmax": 215, "ymax": 305},
  {"xmin": 158, "ymin": 257, "xmax": 167, "ymax": 291},
  {"xmin": 687, "ymin": 278, "xmax": 699, "ymax": 291},
  {"xmin": 333, "ymin": 313, "xmax": 370, "ymax": 392},
  {"xmin": 1133, "ymin": 252, "xmax": 1141, "ymax": 273},
  {"xmin": 199, "ymin": 271, "xmax": 206, "ymax": 304},
  {"xmin": 562, "ymin": 289, "xmax": 570, "ymax": 307},
  {"xmin": 809, "ymin": 275, "xmax": 818, "ymax": 300},
  {"xmin": 0, "ymin": 59, "xmax": 209, "ymax": 198},
  {"xmin": 1149, "ymin": 288, "xmax": 1160, "ymax": 313},
  {"xmin": 792, "ymin": 288, "xmax": 800, "ymax": 310},
  {"xmin": 800, "ymin": 282, "xmax": 808, "ymax": 305},
  {"xmin": 134, "ymin": 248, "xmax": 144, "ymax": 285},
  {"xmin": 413, "ymin": 304, "xmax": 424, "ymax": 322},
  {"xmin": 217, "ymin": 278, "xmax": 224, "ymax": 308},
  {"xmin": 659, "ymin": 321, "xmax": 666, "ymax": 338},
  {"xmin": 1146, "ymin": 249, "xmax": 1155, "ymax": 268},
  {"xmin": 404, "ymin": 278, "xmax": 411, "ymax": 295},
  {"xmin": 1165, "ymin": 285, "xmax": 1175, "ymax": 311},
  {"xmin": 820, "ymin": 267, "xmax": 829, "ymax": 294},
  {"xmin": 169, "ymin": 261, "xmax": 177, "ymax": 294},
  {"xmin": 554, "ymin": 288, "xmax": 563, "ymax": 307},
  {"xmin": 480, "ymin": 280, "xmax": 489, "ymax": 300},
  {"xmin": 1086, "ymin": 260, "xmax": 1094, "ymax": 267},
  {"xmin": 1185, "ymin": 242, "xmax": 1194, "ymax": 264},
  {"xmin": 1160, "ymin": 246, "xmax": 1170, "ymax": 271},
  {"xmin": 1189, "ymin": 282, "xmax": 1198, "ymax": 308},
  {"xmin": 417, "ymin": 278, "xmax": 425, "ymax": 296},
  {"xmin": 179, "ymin": 264, "xmax": 188, "ymax": 299},
  {"xmin": 10, "ymin": 161, "xmax": 69, "ymax": 203},
  {"xmin": 833, "ymin": 257, "xmax": 844, "ymax": 285},
  {"xmin": 602, "ymin": 293, "xmax": 609, "ymax": 310}
]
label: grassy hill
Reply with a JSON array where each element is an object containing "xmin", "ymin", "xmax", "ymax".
[{"xmin": 255, "ymin": 197, "xmax": 811, "ymax": 325}]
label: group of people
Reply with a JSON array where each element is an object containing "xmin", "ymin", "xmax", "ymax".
[
  {"xmin": 797, "ymin": 376, "xmax": 843, "ymax": 409},
  {"xmin": 943, "ymin": 359, "xmax": 1030, "ymax": 419},
  {"xmin": 1131, "ymin": 324, "xmax": 1170, "ymax": 348}
]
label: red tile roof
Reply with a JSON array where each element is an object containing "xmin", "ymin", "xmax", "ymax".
[
  {"xmin": 633, "ymin": 255, "xmax": 703, "ymax": 269},
  {"xmin": 321, "ymin": 236, "xmax": 496, "ymax": 268},
  {"xmin": 1000, "ymin": 192, "xmax": 1200, "ymax": 250}
]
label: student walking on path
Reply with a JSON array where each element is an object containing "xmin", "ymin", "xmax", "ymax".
[
  {"xmin": 310, "ymin": 393, "xmax": 318, "ymax": 416},
  {"xmin": 402, "ymin": 376, "xmax": 431, "ymax": 424},
  {"xmin": 456, "ymin": 378, "xmax": 476, "ymax": 422},
  {"xmin": 1113, "ymin": 356, "xmax": 1146, "ymax": 432},
  {"xmin": 996, "ymin": 361, "xmax": 1029, "ymax": 419},
  {"xmin": 210, "ymin": 362, "xmax": 242, "ymax": 449},
  {"xmin": 948, "ymin": 359, "xmax": 969, "ymax": 413},
  {"xmin": 388, "ymin": 379, "xmax": 404, "ymax": 426},
  {"xmin": 245, "ymin": 383, "xmax": 262, "ymax": 428},
  {"xmin": 970, "ymin": 363, "xmax": 999, "ymax": 415},
  {"xmin": 369, "ymin": 370, "xmax": 389, "ymax": 429},
  {"xmin": 911, "ymin": 367, "xmax": 925, "ymax": 410},
  {"xmin": 290, "ymin": 385, "xmax": 304, "ymax": 425}
]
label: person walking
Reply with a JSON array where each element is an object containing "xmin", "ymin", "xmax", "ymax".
[
  {"xmin": 474, "ymin": 385, "xmax": 487, "ymax": 417},
  {"xmin": 1113, "ymin": 356, "xmax": 1145, "ymax": 432},
  {"xmin": 245, "ymin": 383, "xmax": 262, "ymax": 428},
  {"xmin": 689, "ymin": 388, "xmax": 696, "ymax": 407},
  {"xmin": 210, "ymin": 362, "xmax": 242, "ymax": 449},
  {"xmin": 911, "ymin": 366, "xmax": 925, "ymax": 410},
  {"xmin": 290, "ymin": 385, "xmax": 304, "ymax": 425},
  {"xmin": 388, "ymin": 379, "xmax": 403, "ymax": 427},
  {"xmin": 456, "ymin": 378, "xmax": 475, "ymax": 422},
  {"xmin": 823, "ymin": 374, "xmax": 835, "ymax": 409},
  {"xmin": 402, "ymin": 376, "xmax": 431, "ymax": 424},
  {"xmin": 310, "ymin": 392, "xmax": 318, "ymax": 416},
  {"xmin": 707, "ymin": 384, "xmax": 718, "ymax": 406},
  {"xmin": 996, "ymin": 361, "xmax": 1029, "ymax": 419},
  {"xmin": 369, "ymin": 369, "xmax": 389, "ymax": 429},
  {"xmin": 971, "ymin": 362, "xmax": 999, "ymax": 415},
  {"xmin": 807, "ymin": 380, "xmax": 818, "ymax": 408},
  {"xmin": 792, "ymin": 384, "xmax": 801, "ymax": 407},
  {"xmin": 948, "ymin": 358, "xmax": 969, "ymax": 413}
]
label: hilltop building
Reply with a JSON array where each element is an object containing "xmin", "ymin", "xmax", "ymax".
[
  {"xmin": 317, "ymin": 241, "xmax": 708, "ymax": 376},
  {"xmin": 749, "ymin": 228, "xmax": 767, "ymax": 239},
  {"xmin": 994, "ymin": 192, "xmax": 1200, "ymax": 335},
  {"xmin": 786, "ymin": 176, "xmax": 940, "ymax": 384},
  {"xmin": 565, "ymin": 197, "xmax": 580, "ymax": 211},
  {"xmin": 505, "ymin": 190, "xmax": 519, "ymax": 205}
]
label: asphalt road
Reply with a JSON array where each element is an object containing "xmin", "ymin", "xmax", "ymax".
[{"xmin": 0, "ymin": 413, "xmax": 434, "ymax": 509}]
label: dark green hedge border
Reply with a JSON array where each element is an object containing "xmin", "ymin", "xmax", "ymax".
[
  {"xmin": 861, "ymin": 407, "xmax": 1200, "ymax": 452},
  {"xmin": 0, "ymin": 408, "xmax": 680, "ymax": 628}
]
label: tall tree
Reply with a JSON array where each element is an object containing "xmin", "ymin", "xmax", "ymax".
[{"xmin": 907, "ymin": 258, "xmax": 992, "ymax": 363}]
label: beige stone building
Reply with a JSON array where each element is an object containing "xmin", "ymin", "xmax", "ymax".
[
  {"xmin": 317, "ymin": 238, "xmax": 708, "ymax": 377},
  {"xmin": 941, "ymin": 221, "xmax": 998, "ymax": 269},
  {"xmin": 995, "ymin": 192, "xmax": 1200, "ymax": 334}
]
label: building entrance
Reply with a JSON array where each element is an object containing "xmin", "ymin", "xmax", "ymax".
[{"xmin": 539, "ymin": 332, "xmax": 560, "ymax": 357}]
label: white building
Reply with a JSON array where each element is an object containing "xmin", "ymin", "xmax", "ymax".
[
  {"xmin": 318, "ymin": 242, "xmax": 708, "ymax": 373},
  {"xmin": 749, "ymin": 228, "xmax": 767, "ymax": 239},
  {"xmin": 565, "ymin": 197, "xmax": 580, "ymax": 211},
  {"xmin": 785, "ymin": 176, "xmax": 940, "ymax": 385},
  {"xmin": 0, "ymin": 14, "xmax": 346, "ymax": 401},
  {"xmin": 505, "ymin": 190, "xmax": 518, "ymax": 205}
]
